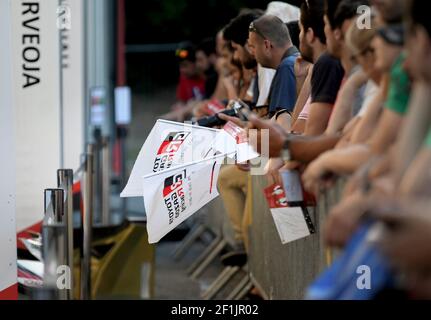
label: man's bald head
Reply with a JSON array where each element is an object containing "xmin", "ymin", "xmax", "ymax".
[{"xmin": 251, "ymin": 14, "xmax": 292, "ymax": 48}]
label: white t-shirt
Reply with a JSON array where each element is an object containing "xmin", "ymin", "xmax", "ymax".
[
  {"xmin": 257, "ymin": 64, "xmax": 276, "ymax": 106},
  {"xmin": 358, "ymin": 80, "xmax": 379, "ymax": 117},
  {"xmin": 298, "ymin": 96, "xmax": 312, "ymax": 121}
]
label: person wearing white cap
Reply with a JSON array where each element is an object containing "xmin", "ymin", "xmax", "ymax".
[{"xmin": 265, "ymin": 1, "xmax": 300, "ymax": 24}]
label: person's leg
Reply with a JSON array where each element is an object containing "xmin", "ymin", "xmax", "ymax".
[
  {"xmin": 217, "ymin": 165, "xmax": 248, "ymax": 247},
  {"xmin": 242, "ymin": 174, "xmax": 253, "ymax": 254}
]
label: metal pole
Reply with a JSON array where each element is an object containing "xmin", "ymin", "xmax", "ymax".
[
  {"xmin": 120, "ymin": 128, "xmax": 127, "ymax": 222},
  {"xmin": 42, "ymin": 189, "xmax": 67, "ymax": 300},
  {"xmin": 81, "ymin": 144, "xmax": 94, "ymax": 300},
  {"xmin": 93, "ymin": 128, "xmax": 102, "ymax": 225},
  {"xmin": 101, "ymin": 136, "xmax": 111, "ymax": 226},
  {"xmin": 44, "ymin": 188, "xmax": 65, "ymax": 224},
  {"xmin": 57, "ymin": 169, "xmax": 74, "ymax": 299}
]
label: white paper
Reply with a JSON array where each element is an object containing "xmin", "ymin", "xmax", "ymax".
[
  {"xmin": 143, "ymin": 155, "xmax": 224, "ymax": 243},
  {"xmin": 115, "ymin": 86, "xmax": 132, "ymax": 125},
  {"xmin": 270, "ymin": 207, "xmax": 311, "ymax": 244},
  {"xmin": 17, "ymin": 260, "xmax": 44, "ymax": 279},
  {"xmin": 20, "ymin": 238, "xmax": 42, "ymax": 261},
  {"xmin": 121, "ymin": 120, "xmax": 233, "ymax": 198},
  {"xmin": 212, "ymin": 130, "xmax": 259, "ymax": 163}
]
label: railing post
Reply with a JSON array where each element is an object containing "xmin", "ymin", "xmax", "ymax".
[
  {"xmin": 42, "ymin": 188, "xmax": 67, "ymax": 300},
  {"xmin": 101, "ymin": 136, "xmax": 111, "ymax": 226},
  {"xmin": 81, "ymin": 144, "xmax": 94, "ymax": 300},
  {"xmin": 57, "ymin": 169, "xmax": 74, "ymax": 299}
]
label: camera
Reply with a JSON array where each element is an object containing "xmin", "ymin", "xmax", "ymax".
[{"xmin": 196, "ymin": 100, "xmax": 251, "ymax": 128}]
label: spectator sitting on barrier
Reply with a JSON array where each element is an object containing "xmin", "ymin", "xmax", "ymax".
[
  {"xmin": 371, "ymin": 20, "xmax": 431, "ymax": 291},
  {"xmin": 192, "ymin": 29, "xmax": 258, "ymax": 119},
  {"xmin": 231, "ymin": 0, "xmax": 408, "ymax": 187},
  {"xmin": 161, "ymin": 42, "xmax": 206, "ymax": 121},
  {"xmin": 327, "ymin": 1, "xmax": 416, "ymax": 249},
  {"xmin": 223, "ymin": 56, "xmax": 255, "ymax": 101},
  {"xmin": 335, "ymin": 19, "xmax": 384, "ymax": 146},
  {"xmin": 303, "ymin": 20, "xmax": 411, "ymax": 198},
  {"xmin": 218, "ymin": 0, "xmax": 348, "ymax": 163},
  {"xmin": 174, "ymin": 42, "xmax": 205, "ymax": 104},
  {"xmin": 322, "ymin": 0, "xmax": 370, "ymax": 135},
  {"xmin": 248, "ymin": 14, "xmax": 299, "ymax": 120},
  {"xmin": 217, "ymin": 12, "xmax": 270, "ymax": 268},
  {"xmin": 287, "ymin": 20, "xmax": 313, "ymax": 127},
  {"xmin": 222, "ymin": 10, "xmax": 275, "ymax": 112},
  {"xmin": 334, "ymin": 83, "xmax": 431, "ymax": 297},
  {"xmin": 302, "ymin": 18, "xmax": 385, "ymax": 193},
  {"xmin": 216, "ymin": 10, "xmax": 302, "ymax": 270}
]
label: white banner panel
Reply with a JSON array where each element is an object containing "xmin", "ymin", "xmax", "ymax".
[
  {"xmin": 121, "ymin": 120, "xmax": 234, "ymax": 198},
  {"xmin": 143, "ymin": 155, "xmax": 224, "ymax": 243},
  {"xmin": 0, "ymin": 0, "xmax": 18, "ymax": 298},
  {"xmin": 60, "ymin": 0, "xmax": 85, "ymax": 170},
  {"xmin": 11, "ymin": 0, "xmax": 62, "ymax": 231}
]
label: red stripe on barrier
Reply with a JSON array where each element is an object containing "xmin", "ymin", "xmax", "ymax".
[
  {"xmin": 72, "ymin": 181, "xmax": 81, "ymax": 194},
  {"xmin": 17, "ymin": 221, "xmax": 42, "ymax": 250},
  {"xmin": 0, "ymin": 283, "xmax": 18, "ymax": 300},
  {"xmin": 18, "ymin": 181, "xmax": 82, "ymax": 251}
]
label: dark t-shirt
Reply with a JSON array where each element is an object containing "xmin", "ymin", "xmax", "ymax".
[
  {"xmin": 268, "ymin": 46, "xmax": 299, "ymax": 115},
  {"xmin": 311, "ymin": 52, "xmax": 344, "ymax": 105},
  {"xmin": 204, "ymin": 66, "xmax": 219, "ymax": 99}
]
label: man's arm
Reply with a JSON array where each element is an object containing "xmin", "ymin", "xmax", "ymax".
[
  {"xmin": 368, "ymin": 108, "xmax": 404, "ymax": 155},
  {"xmin": 289, "ymin": 134, "xmax": 341, "ymax": 163},
  {"xmin": 304, "ymin": 102, "xmax": 333, "ymax": 136},
  {"xmin": 325, "ymin": 70, "xmax": 368, "ymax": 135}
]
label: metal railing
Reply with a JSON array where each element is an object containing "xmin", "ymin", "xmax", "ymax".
[
  {"xmin": 37, "ymin": 143, "xmax": 99, "ymax": 300},
  {"xmin": 247, "ymin": 175, "xmax": 345, "ymax": 300}
]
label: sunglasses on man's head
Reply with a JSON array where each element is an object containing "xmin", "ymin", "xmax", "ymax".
[{"xmin": 249, "ymin": 22, "xmax": 267, "ymax": 40}]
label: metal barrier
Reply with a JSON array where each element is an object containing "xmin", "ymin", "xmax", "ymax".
[
  {"xmin": 37, "ymin": 141, "xmax": 155, "ymax": 300},
  {"xmin": 42, "ymin": 189, "xmax": 67, "ymax": 300},
  {"xmin": 247, "ymin": 175, "xmax": 344, "ymax": 300},
  {"xmin": 57, "ymin": 169, "xmax": 74, "ymax": 299},
  {"xmin": 81, "ymin": 144, "xmax": 95, "ymax": 300}
]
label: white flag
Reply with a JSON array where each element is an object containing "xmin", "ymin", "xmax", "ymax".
[
  {"xmin": 143, "ymin": 155, "xmax": 224, "ymax": 243},
  {"xmin": 121, "ymin": 120, "xmax": 232, "ymax": 197},
  {"xmin": 212, "ymin": 130, "xmax": 259, "ymax": 164}
]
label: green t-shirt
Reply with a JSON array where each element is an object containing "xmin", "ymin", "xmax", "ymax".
[
  {"xmin": 386, "ymin": 53, "xmax": 411, "ymax": 115},
  {"xmin": 426, "ymin": 128, "xmax": 431, "ymax": 148}
]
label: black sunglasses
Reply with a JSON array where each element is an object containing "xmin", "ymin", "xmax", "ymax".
[{"xmin": 249, "ymin": 22, "xmax": 267, "ymax": 40}]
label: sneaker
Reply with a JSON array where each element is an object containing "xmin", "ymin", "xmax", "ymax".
[{"xmin": 220, "ymin": 251, "xmax": 247, "ymax": 267}]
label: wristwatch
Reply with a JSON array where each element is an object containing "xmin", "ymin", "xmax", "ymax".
[{"xmin": 281, "ymin": 138, "xmax": 291, "ymax": 162}]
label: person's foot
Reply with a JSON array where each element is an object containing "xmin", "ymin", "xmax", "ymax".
[
  {"xmin": 247, "ymin": 287, "xmax": 264, "ymax": 300},
  {"xmin": 220, "ymin": 250, "xmax": 247, "ymax": 267}
]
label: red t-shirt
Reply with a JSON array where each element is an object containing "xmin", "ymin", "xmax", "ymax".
[{"xmin": 176, "ymin": 75, "xmax": 206, "ymax": 103}]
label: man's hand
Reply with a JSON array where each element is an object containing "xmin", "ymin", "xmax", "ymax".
[
  {"xmin": 302, "ymin": 153, "xmax": 334, "ymax": 194},
  {"xmin": 218, "ymin": 113, "xmax": 289, "ymax": 158},
  {"xmin": 370, "ymin": 199, "xmax": 431, "ymax": 274},
  {"xmin": 264, "ymin": 158, "xmax": 284, "ymax": 186},
  {"xmin": 324, "ymin": 191, "xmax": 369, "ymax": 248}
]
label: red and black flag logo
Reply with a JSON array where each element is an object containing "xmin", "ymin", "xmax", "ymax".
[
  {"xmin": 153, "ymin": 132, "xmax": 191, "ymax": 172},
  {"xmin": 163, "ymin": 170, "xmax": 187, "ymax": 197}
]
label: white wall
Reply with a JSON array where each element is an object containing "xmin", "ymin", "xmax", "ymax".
[
  {"xmin": 11, "ymin": 0, "xmax": 62, "ymax": 231},
  {"xmin": 61, "ymin": 0, "xmax": 85, "ymax": 171},
  {"xmin": 0, "ymin": 0, "xmax": 18, "ymax": 297}
]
